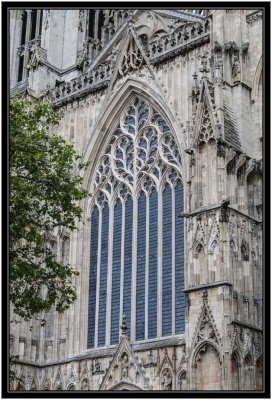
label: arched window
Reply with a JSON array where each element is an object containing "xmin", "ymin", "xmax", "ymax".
[
  {"xmin": 231, "ymin": 352, "xmax": 240, "ymax": 390},
  {"xmin": 17, "ymin": 9, "xmax": 43, "ymax": 82},
  {"xmin": 87, "ymin": 97, "xmax": 184, "ymax": 348},
  {"xmin": 88, "ymin": 10, "xmax": 95, "ymax": 38}
]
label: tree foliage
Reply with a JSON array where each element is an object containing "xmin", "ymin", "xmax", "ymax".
[{"xmin": 10, "ymin": 96, "xmax": 90, "ymax": 320}]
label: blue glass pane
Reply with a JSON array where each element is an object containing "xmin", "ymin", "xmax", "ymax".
[
  {"xmin": 175, "ymin": 180, "xmax": 185, "ymax": 333},
  {"xmin": 124, "ymin": 115, "xmax": 135, "ymax": 126},
  {"xmin": 123, "ymin": 197, "xmax": 133, "ymax": 339},
  {"xmin": 162, "ymin": 184, "xmax": 172, "ymax": 337},
  {"xmin": 87, "ymin": 206, "xmax": 99, "ymax": 348},
  {"xmin": 110, "ymin": 199, "xmax": 122, "ymax": 344},
  {"xmin": 148, "ymin": 191, "xmax": 158, "ymax": 339},
  {"xmin": 136, "ymin": 192, "xmax": 146, "ymax": 341},
  {"xmin": 98, "ymin": 204, "xmax": 109, "ymax": 347}
]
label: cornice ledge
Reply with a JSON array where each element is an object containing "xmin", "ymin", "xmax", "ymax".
[
  {"xmin": 53, "ymin": 80, "xmax": 110, "ymax": 108},
  {"xmin": 150, "ymin": 33, "xmax": 210, "ymax": 66},
  {"xmin": 184, "ymin": 280, "xmax": 232, "ymax": 293}
]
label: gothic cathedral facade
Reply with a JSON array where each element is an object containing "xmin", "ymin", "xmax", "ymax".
[{"xmin": 9, "ymin": 8, "xmax": 263, "ymax": 391}]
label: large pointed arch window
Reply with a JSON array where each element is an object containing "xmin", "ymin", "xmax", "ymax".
[{"xmin": 87, "ymin": 97, "xmax": 185, "ymax": 348}]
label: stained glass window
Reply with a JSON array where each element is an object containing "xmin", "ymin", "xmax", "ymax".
[{"xmin": 88, "ymin": 97, "xmax": 184, "ymax": 348}]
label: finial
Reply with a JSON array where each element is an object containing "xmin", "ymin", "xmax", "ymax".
[{"xmin": 120, "ymin": 314, "xmax": 127, "ymax": 336}]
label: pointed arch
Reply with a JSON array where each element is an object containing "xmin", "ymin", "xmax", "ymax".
[
  {"xmin": 108, "ymin": 381, "xmax": 142, "ymax": 390},
  {"xmin": 177, "ymin": 369, "xmax": 187, "ymax": 390},
  {"xmin": 85, "ymin": 91, "xmax": 185, "ymax": 349},
  {"xmin": 252, "ymin": 56, "xmax": 262, "ymax": 102},
  {"xmin": 191, "ymin": 340, "xmax": 223, "ymax": 390},
  {"xmin": 83, "ymin": 79, "xmax": 185, "ymax": 193},
  {"xmin": 231, "ymin": 350, "xmax": 241, "ymax": 390}
]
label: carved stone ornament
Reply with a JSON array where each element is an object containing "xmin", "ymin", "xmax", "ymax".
[
  {"xmin": 197, "ymin": 105, "xmax": 214, "ymax": 144},
  {"xmin": 27, "ymin": 45, "xmax": 46, "ymax": 70},
  {"xmin": 76, "ymin": 43, "xmax": 88, "ymax": 69},
  {"xmin": 121, "ymin": 352, "xmax": 130, "ymax": 378},
  {"xmin": 232, "ymin": 56, "xmax": 241, "ymax": 83},
  {"xmin": 144, "ymin": 350, "xmax": 157, "ymax": 368},
  {"xmin": 161, "ymin": 368, "xmax": 173, "ymax": 390}
]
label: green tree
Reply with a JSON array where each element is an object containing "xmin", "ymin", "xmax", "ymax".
[{"xmin": 10, "ymin": 96, "xmax": 90, "ymax": 321}]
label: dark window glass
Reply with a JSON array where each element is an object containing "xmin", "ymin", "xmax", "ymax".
[
  {"xmin": 87, "ymin": 206, "xmax": 99, "ymax": 348},
  {"xmin": 39, "ymin": 10, "xmax": 43, "ymax": 36},
  {"xmin": 20, "ymin": 11, "xmax": 27, "ymax": 45},
  {"xmin": 97, "ymin": 204, "xmax": 109, "ymax": 346},
  {"xmin": 110, "ymin": 199, "xmax": 122, "ymax": 344},
  {"xmin": 30, "ymin": 10, "xmax": 37, "ymax": 40},
  {"xmin": 175, "ymin": 180, "xmax": 185, "ymax": 333},
  {"xmin": 123, "ymin": 196, "xmax": 133, "ymax": 339},
  {"xmin": 17, "ymin": 54, "xmax": 24, "ymax": 82},
  {"xmin": 88, "ymin": 10, "xmax": 95, "ymax": 38},
  {"xmin": 148, "ymin": 190, "xmax": 158, "ymax": 339},
  {"xmin": 162, "ymin": 184, "xmax": 172, "ymax": 336},
  {"xmin": 97, "ymin": 10, "xmax": 105, "ymax": 40},
  {"xmin": 136, "ymin": 192, "xmax": 146, "ymax": 340}
]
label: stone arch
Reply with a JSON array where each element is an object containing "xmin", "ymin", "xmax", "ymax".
[
  {"xmin": 108, "ymin": 380, "xmax": 142, "ymax": 390},
  {"xmin": 177, "ymin": 370, "xmax": 187, "ymax": 390},
  {"xmin": 251, "ymin": 56, "xmax": 262, "ymax": 158},
  {"xmin": 230, "ymin": 238, "xmax": 239, "ymax": 290},
  {"xmin": 246, "ymin": 168, "xmax": 262, "ymax": 218},
  {"xmin": 192, "ymin": 341, "xmax": 222, "ymax": 390},
  {"xmin": 67, "ymin": 383, "xmax": 76, "ymax": 390},
  {"xmin": 244, "ymin": 353, "xmax": 254, "ymax": 390},
  {"xmin": 255, "ymin": 357, "xmax": 262, "ymax": 390},
  {"xmin": 84, "ymin": 88, "xmax": 186, "ymax": 349},
  {"xmin": 16, "ymin": 382, "xmax": 25, "ymax": 391},
  {"xmin": 194, "ymin": 242, "xmax": 205, "ymax": 285},
  {"xmin": 208, "ymin": 239, "xmax": 220, "ymax": 282},
  {"xmin": 81, "ymin": 378, "xmax": 89, "ymax": 390},
  {"xmin": 231, "ymin": 351, "xmax": 241, "ymax": 390},
  {"xmin": 252, "ymin": 56, "xmax": 262, "ymax": 102},
  {"xmin": 161, "ymin": 367, "xmax": 173, "ymax": 390},
  {"xmin": 83, "ymin": 78, "xmax": 185, "ymax": 192}
]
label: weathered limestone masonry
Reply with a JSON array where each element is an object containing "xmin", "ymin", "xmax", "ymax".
[{"xmin": 10, "ymin": 9, "xmax": 263, "ymax": 391}]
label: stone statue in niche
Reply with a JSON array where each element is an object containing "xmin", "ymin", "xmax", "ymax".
[
  {"xmin": 81, "ymin": 379, "xmax": 88, "ymax": 390},
  {"xmin": 121, "ymin": 353, "xmax": 129, "ymax": 378},
  {"xmin": 215, "ymin": 56, "xmax": 223, "ymax": 83},
  {"xmin": 232, "ymin": 56, "xmax": 241, "ymax": 83},
  {"xmin": 161, "ymin": 368, "xmax": 172, "ymax": 390},
  {"xmin": 94, "ymin": 359, "xmax": 101, "ymax": 374}
]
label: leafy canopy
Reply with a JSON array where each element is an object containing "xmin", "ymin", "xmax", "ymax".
[{"xmin": 10, "ymin": 96, "xmax": 90, "ymax": 320}]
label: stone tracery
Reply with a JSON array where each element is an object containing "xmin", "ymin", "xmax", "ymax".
[{"xmin": 88, "ymin": 96, "xmax": 184, "ymax": 348}]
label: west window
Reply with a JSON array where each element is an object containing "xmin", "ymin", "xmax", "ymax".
[{"xmin": 87, "ymin": 97, "xmax": 185, "ymax": 348}]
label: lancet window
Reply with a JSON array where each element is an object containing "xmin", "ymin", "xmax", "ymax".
[
  {"xmin": 17, "ymin": 10, "xmax": 43, "ymax": 82},
  {"xmin": 87, "ymin": 97, "xmax": 185, "ymax": 348}
]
